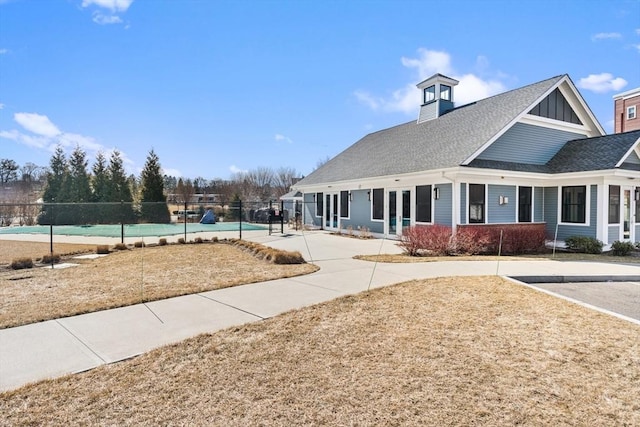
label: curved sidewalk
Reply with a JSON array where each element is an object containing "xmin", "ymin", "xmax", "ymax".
[{"xmin": 2, "ymin": 231, "xmax": 639, "ymax": 392}]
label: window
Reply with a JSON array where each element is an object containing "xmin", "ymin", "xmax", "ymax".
[
  {"xmin": 424, "ymin": 85, "xmax": 435, "ymax": 103},
  {"xmin": 372, "ymin": 188, "xmax": 384, "ymax": 220},
  {"xmin": 628, "ymin": 105, "xmax": 637, "ymax": 120},
  {"xmin": 416, "ymin": 185, "xmax": 432, "ymax": 222},
  {"xmin": 440, "ymin": 85, "xmax": 451, "ymax": 101},
  {"xmin": 518, "ymin": 186, "xmax": 532, "ymax": 222},
  {"xmin": 469, "ymin": 184, "xmax": 485, "ymax": 223},
  {"xmin": 609, "ymin": 185, "xmax": 620, "ymax": 224},
  {"xmin": 561, "ymin": 186, "xmax": 586, "ymax": 223},
  {"xmin": 315, "ymin": 192, "xmax": 323, "ymax": 217},
  {"xmin": 340, "ymin": 191, "xmax": 349, "ymax": 218}
]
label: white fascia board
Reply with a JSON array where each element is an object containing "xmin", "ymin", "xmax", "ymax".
[
  {"xmin": 615, "ymin": 136, "xmax": 640, "ymax": 167},
  {"xmin": 613, "ymin": 87, "xmax": 640, "ymax": 100}
]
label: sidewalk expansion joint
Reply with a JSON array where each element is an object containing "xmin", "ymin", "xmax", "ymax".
[
  {"xmin": 196, "ymin": 294, "xmax": 266, "ymax": 320},
  {"xmin": 54, "ymin": 320, "xmax": 107, "ymax": 363}
]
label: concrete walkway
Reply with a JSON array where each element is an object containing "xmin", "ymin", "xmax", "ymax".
[{"xmin": 2, "ymin": 231, "xmax": 640, "ymax": 392}]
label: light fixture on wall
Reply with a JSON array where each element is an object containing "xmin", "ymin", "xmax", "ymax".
[
  {"xmin": 499, "ymin": 195, "xmax": 509, "ymax": 205},
  {"xmin": 312, "ymin": 194, "xmax": 316, "ymax": 202},
  {"xmin": 349, "ymin": 192, "xmax": 353, "ymax": 201},
  {"xmin": 635, "ymin": 188, "xmax": 640, "ymax": 201},
  {"xmin": 433, "ymin": 187, "xmax": 440, "ymax": 200},
  {"xmin": 367, "ymin": 191, "xmax": 371, "ymax": 201}
]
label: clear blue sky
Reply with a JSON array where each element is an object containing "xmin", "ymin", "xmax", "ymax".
[{"xmin": 1, "ymin": 0, "xmax": 639, "ymax": 180}]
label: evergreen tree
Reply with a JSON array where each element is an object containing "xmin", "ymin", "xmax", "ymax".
[
  {"xmin": 107, "ymin": 150, "xmax": 136, "ymax": 223},
  {"xmin": 91, "ymin": 151, "xmax": 110, "ymax": 223},
  {"xmin": 139, "ymin": 149, "xmax": 170, "ymax": 223},
  {"xmin": 39, "ymin": 146, "xmax": 68, "ymax": 224},
  {"xmin": 63, "ymin": 146, "xmax": 92, "ymax": 224}
]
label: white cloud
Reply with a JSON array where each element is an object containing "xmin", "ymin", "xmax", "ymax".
[
  {"xmin": 356, "ymin": 48, "xmax": 507, "ymax": 115},
  {"xmin": 275, "ymin": 134, "xmax": 293, "ymax": 144},
  {"xmin": 0, "ymin": 48, "xmax": 8, "ymax": 54},
  {"xmin": 14, "ymin": 113, "xmax": 61, "ymax": 137},
  {"xmin": 636, "ymin": 29, "xmax": 640, "ymax": 35},
  {"xmin": 1, "ymin": 111, "xmax": 133, "ymax": 167},
  {"xmin": 578, "ymin": 73, "xmax": 628, "ymax": 93},
  {"xmin": 634, "ymin": 44, "xmax": 640, "ymax": 53},
  {"xmin": 92, "ymin": 12, "xmax": 122, "ymax": 25},
  {"xmin": 162, "ymin": 168, "xmax": 182, "ymax": 178},
  {"xmin": 82, "ymin": 0, "xmax": 133, "ymax": 12},
  {"xmin": 229, "ymin": 165, "xmax": 248, "ymax": 174},
  {"xmin": 591, "ymin": 32, "xmax": 622, "ymax": 41},
  {"xmin": 0, "ymin": 103, "xmax": 4, "ymax": 109}
]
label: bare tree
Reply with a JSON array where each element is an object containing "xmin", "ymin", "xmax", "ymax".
[{"xmin": 273, "ymin": 167, "xmax": 300, "ymax": 198}]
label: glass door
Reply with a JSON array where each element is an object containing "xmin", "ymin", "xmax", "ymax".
[
  {"xmin": 387, "ymin": 189, "xmax": 412, "ymax": 236},
  {"xmin": 623, "ymin": 188, "xmax": 632, "ymax": 240},
  {"xmin": 324, "ymin": 193, "xmax": 339, "ymax": 229}
]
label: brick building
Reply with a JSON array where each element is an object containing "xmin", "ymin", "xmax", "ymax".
[{"xmin": 614, "ymin": 87, "xmax": 640, "ymax": 133}]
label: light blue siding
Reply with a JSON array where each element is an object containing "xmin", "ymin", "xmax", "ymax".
[
  {"xmin": 477, "ymin": 122, "xmax": 585, "ymax": 164},
  {"xmin": 303, "ymin": 193, "xmax": 321, "ymax": 227},
  {"xmin": 552, "ymin": 185, "xmax": 598, "ymax": 241},
  {"xmin": 608, "ymin": 226, "xmax": 620, "ymax": 243},
  {"xmin": 339, "ymin": 189, "xmax": 383, "ymax": 234},
  {"xmin": 534, "ymin": 187, "xmax": 544, "ymax": 222},
  {"xmin": 434, "ymin": 183, "xmax": 452, "ymax": 226},
  {"xmin": 543, "ymin": 187, "xmax": 558, "ymax": 238},
  {"xmin": 460, "ymin": 183, "xmax": 467, "ymax": 224},
  {"xmin": 626, "ymin": 151, "xmax": 640, "ymax": 164},
  {"xmin": 488, "ymin": 185, "xmax": 516, "ymax": 223}
]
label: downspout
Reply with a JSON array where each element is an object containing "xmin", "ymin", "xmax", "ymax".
[{"xmin": 441, "ymin": 171, "xmax": 458, "ymax": 232}]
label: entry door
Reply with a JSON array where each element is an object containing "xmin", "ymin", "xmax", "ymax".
[
  {"xmin": 622, "ymin": 187, "xmax": 634, "ymax": 241},
  {"xmin": 324, "ymin": 193, "xmax": 338, "ymax": 229},
  {"xmin": 387, "ymin": 189, "xmax": 411, "ymax": 236}
]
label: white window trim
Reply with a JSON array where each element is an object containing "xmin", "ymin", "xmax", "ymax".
[
  {"xmin": 516, "ymin": 185, "xmax": 535, "ymax": 223},
  {"xmin": 627, "ymin": 105, "xmax": 637, "ymax": 120},
  {"xmin": 370, "ymin": 188, "xmax": 385, "ymax": 222},
  {"xmin": 557, "ymin": 185, "xmax": 591, "ymax": 227},
  {"xmin": 415, "ymin": 184, "xmax": 435, "ymax": 225},
  {"xmin": 467, "ymin": 183, "xmax": 487, "ymax": 224}
]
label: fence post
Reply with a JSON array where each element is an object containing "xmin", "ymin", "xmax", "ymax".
[
  {"xmin": 49, "ymin": 201, "xmax": 54, "ymax": 269},
  {"xmin": 120, "ymin": 200, "xmax": 125, "ymax": 244},
  {"xmin": 239, "ymin": 199, "xmax": 242, "ymax": 240},
  {"xmin": 280, "ymin": 200, "xmax": 284, "ymax": 234}
]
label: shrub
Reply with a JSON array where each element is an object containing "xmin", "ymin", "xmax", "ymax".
[
  {"xmin": 399, "ymin": 225, "xmax": 453, "ymax": 256},
  {"xmin": 358, "ymin": 226, "xmax": 372, "ymax": 239},
  {"xmin": 212, "ymin": 236, "xmax": 219, "ymax": 243},
  {"xmin": 564, "ymin": 236, "xmax": 603, "ymax": 254},
  {"xmin": 96, "ymin": 245, "xmax": 110, "ymax": 255},
  {"xmin": 453, "ymin": 227, "xmax": 493, "ymax": 255},
  {"xmin": 500, "ymin": 226, "xmax": 547, "ymax": 255},
  {"xmin": 10, "ymin": 257, "xmax": 33, "ymax": 270},
  {"xmin": 158, "ymin": 238, "xmax": 167, "ymax": 246},
  {"xmin": 611, "ymin": 240, "xmax": 635, "ymax": 256},
  {"xmin": 41, "ymin": 253, "xmax": 61, "ymax": 264},
  {"xmin": 194, "ymin": 237, "xmax": 203, "ymax": 244},
  {"xmin": 272, "ymin": 250, "xmax": 305, "ymax": 264},
  {"xmin": 113, "ymin": 243, "xmax": 128, "ymax": 251},
  {"xmin": 134, "ymin": 241, "xmax": 145, "ymax": 248},
  {"xmin": 177, "ymin": 238, "xmax": 185, "ymax": 244},
  {"xmin": 398, "ymin": 226, "xmax": 430, "ymax": 256}
]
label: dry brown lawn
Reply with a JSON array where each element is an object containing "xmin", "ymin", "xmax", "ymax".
[
  {"xmin": 0, "ymin": 243, "xmax": 318, "ymax": 329},
  {"xmin": 0, "ymin": 240, "xmax": 96, "ymax": 265},
  {"xmin": 1, "ymin": 276, "xmax": 638, "ymax": 425}
]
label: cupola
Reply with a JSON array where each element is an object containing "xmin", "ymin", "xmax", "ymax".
[{"xmin": 416, "ymin": 73, "xmax": 459, "ymax": 123}]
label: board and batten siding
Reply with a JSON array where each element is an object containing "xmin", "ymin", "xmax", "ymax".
[
  {"xmin": 488, "ymin": 185, "xmax": 516, "ymax": 223},
  {"xmin": 434, "ymin": 183, "xmax": 452, "ymax": 226},
  {"xmin": 477, "ymin": 122, "xmax": 585, "ymax": 164}
]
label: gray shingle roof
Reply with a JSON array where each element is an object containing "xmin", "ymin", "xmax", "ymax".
[
  {"xmin": 546, "ymin": 129, "xmax": 640, "ymax": 172},
  {"xmin": 297, "ymin": 75, "xmax": 565, "ymax": 186}
]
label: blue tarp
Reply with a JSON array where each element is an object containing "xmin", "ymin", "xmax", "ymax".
[{"xmin": 200, "ymin": 209, "xmax": 216, "ymax": 224}]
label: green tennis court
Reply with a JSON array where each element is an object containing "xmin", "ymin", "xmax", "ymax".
[{"xmin": 0, "ymin": 222, "xmax": 267, "ymax": 238}]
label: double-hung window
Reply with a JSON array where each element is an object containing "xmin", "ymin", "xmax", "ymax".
[
  {"xmin": 609, "ymin": 185, "xmax": 620, "ymax": 224},
  {"xmin": 518, "ymin": 186, "xmax": 532, "ymax": 222},
  {"xmin": 561, "ymin": 186, "xmax": 586, "ymax": 223},
  {"xmin": 340, "ymin": 191, "xmax": 349, "ymax": 218},
  {"xmin": 372, "ymin": 188, "xmax": 384, "ymax": 220},
  {"xmin": 469, "ymin": 184, "xmax": 485, "ymax": 223},
  {"xmin": 315, "ymin": 192, "xmax": 323, "ymax": 217},
  {"xmin": 627, "ymin": 105, "xmax": 637, "ymax": 120},
  {"xmin": 415, "ymin": 185, "xmax": 432, "ymax": 223}
]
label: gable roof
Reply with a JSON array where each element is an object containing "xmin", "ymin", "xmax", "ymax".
[
  {"xmin": 467, "ymin": 129, "xmax": 640, "ymax": 173},
  {"xmin": 298, "ymin": 75, "xmax": 568, "ymax": 186}
]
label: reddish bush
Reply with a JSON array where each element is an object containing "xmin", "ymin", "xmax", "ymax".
[
  {"xmin": 501, "ymin": 226, "xmax": 547, "ymax": 254},
  {"xmin": 399, "ymin": 225, "xmax": 452, "ymax": 256},
  {"xmin": 452, "ymin": 227, "xmax": 493, "ymax": 255}
]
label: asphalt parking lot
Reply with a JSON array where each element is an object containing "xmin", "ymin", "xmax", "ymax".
[{"xmin": 524, "ymin": 280, "xmax": 640, "ymax": 322}]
